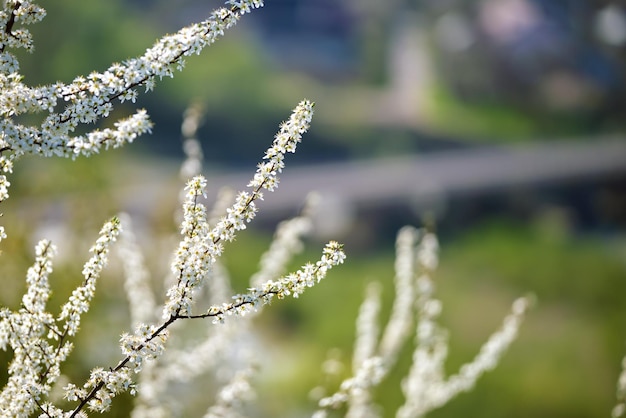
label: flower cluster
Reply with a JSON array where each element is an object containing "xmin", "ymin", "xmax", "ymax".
[
  {"xmin": 59, "ymin": 217, "xmax": 121, "ymax": 337},
  {"xmin": 64, "ymin": 366, "xmax": 135, "ymax": 414},
  {"xmin": 2, "ymin": 2, "xmax": 322, "ymax": 414},
  {"xmin": 0, "ymin": 1, "xmax": 46, "ymax": 57},
  {"xmin": 397, "ymin": 296, "xmax": 530, "ymax": 418},
  {"xmin": 0, "ymin": 0, "xmax": 263, "ymax": 212},
  {"xmin": 164, "ymin": 176, "xmax": 212, "ymax": 318},
  {"xmin": 0, "ymin": 218, "xmax": 121, "ymax": 417},
  {"xmin": 127, "ymin": 177, "xmax": 321, "ymax": 418},
  {"xmin": 52, "ymin": 97, "xmax": 327, "ymax": 417},
  {"xmin": 248, "ymin": 100, "xmax": 314, "ymax": 192},
  {"xmin": 0, "ymin": 240, "xmax": 59, "ymax": 417},
  {"xmin": 120, "ymin": 324, "xmax": 170, "ymax": 374}
]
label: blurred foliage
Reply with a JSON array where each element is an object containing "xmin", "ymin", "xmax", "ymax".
[{"xmin": 428, "ymin": 82, "xmax": 555, "ymax": 141}]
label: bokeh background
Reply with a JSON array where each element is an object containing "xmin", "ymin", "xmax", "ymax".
[{"xmin": 1, "ymin": 0, "xmax": 626, "ymax": 417}]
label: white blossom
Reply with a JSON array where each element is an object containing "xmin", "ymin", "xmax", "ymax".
[
  {"xmin": 58, "ymin": 218, "xmax": 121, "ymax": 337},
  {"xmin": 353, "ymin": 283, "xmax": 382, "ymax": 373},
  {"xmin": 199, "ymin": 241, "xmax": 345, "ymax": 324},
  {"xmin": 0, "ymin": 239, "xmax": 59, "ymax": 417}
]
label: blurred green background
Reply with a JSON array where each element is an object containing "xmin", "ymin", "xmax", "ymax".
[{"xmin": 2, "ymin": 0, "xmax": 626, "ymax": 417}]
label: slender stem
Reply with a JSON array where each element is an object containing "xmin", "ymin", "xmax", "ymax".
[{"xmin": 0, "ymin": 1, "xmax": 21, "ymax": 53}]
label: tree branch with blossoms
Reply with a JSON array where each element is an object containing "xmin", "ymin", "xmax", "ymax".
[
  {"xmin": 0, "ymin": 217, "xmax": 121, "ymax": 416},
  {"xmin": 0, "ymin": 1, "xmax": 349, "ymax": 416},
  {"xmin": 0, "ymin": 97, "xmax": 346, "ymax": 417},
  {"xmin": 0, "ymin": 0, "xmax": 263, "ymax": 215}
]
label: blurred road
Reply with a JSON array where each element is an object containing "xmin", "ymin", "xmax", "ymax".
[
  {"xmin": 116, "ymin": 137, "xmax": 625, "ymax": 240},
  {"xmin": 199, "ymin": 138, "xmax": 626, "ymax": 218}
]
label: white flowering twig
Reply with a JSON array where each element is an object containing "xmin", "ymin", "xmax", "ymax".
[
  {"xmin": 314, "ymin": 227, "xmax": 531, "ymax": 418},
  {"xmin": 0, "ymin": 240, "xmax": 57, "ymax": 416},
  {"xmin": 87, "ymin": 239, "xmax": 343, "ymax": 417},
  {"xmin": 379, "ymin": 226, "xmax": 419, "ymax": 364},
  {"xmin": 313, "ymin": 227, "xmax": 420, "ymax": 416},
  {"xmin": 163, "ymin": 99, "xmax": 316, "ymax": 320},
  {"xmin": 346, "ymin": 283, "xmax": 384, "ymax": 418},
  {"xmin": 0, "ymin": 2, "xmax": 350, "ymax": 415},
  {"xmin": 313, "ymin": 228, "xmax": 420, "ymax": 418},
  {"xmin": 397, "ymin": 296, "xmax": 531, "ymax": 418},
  {"xmin": 397, "ymin": 231, "xmax": 531, "ymax": 418},
  {"xmin": 0, "ymin": 218, "xmax": 120, "ymax": 417}
]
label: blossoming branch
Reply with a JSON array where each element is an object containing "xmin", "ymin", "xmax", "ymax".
[
  {"xmin": 0, "ymin": 0, "xmax": 264, "ymax": 224},
  {"xmin": 0, "ymin": 1, "xmax": 349, "ymax": 416}
]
